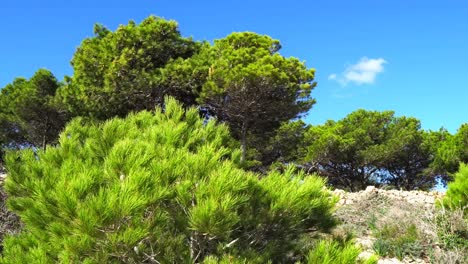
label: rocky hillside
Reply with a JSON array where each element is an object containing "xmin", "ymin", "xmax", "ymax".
[{"xmin": 333, "ymin": 187, "xmax": 466, "ymax": 264}]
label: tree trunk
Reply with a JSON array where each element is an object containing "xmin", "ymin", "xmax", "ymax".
[
  {"xmin": 189, "ymin": 190, "xmax": 201, "ymax": 262},
  {"xmin": 42, "ymin": 134, "xmax": 47, "ymax": 150},
  {"xmin": 240, "ymin": 122, "xmax": 247, "ymax": 163},
  {"xmin": 42, "ymin": 116, "xmax": 49, "ymax": 150},
  {"xmin": 190, "ymin": 232, "xmax": 198, "ymax": 262}
]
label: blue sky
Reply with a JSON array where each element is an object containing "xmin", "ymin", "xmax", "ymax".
[{"xmin": 1, "ymin": 0, "xmax": 467, "ymax": 133}]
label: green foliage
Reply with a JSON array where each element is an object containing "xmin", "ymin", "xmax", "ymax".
[
  {"xmin": 0, "ymin": 117, "xmax": 24, "ymax": 166},
  {"xmin": 58, "ymin": 19, "xmax": 318, "ymax": 167},
  {"xmin": 306, "ymin": 238, "xmax": 378, "ymax": 264},
  {"xmin": 372, "ymin": 223, "xmax": 422, "ymax": 260},
  {"xmin": 261, "ymin": 120, "xmax": 309, "ymax": 169},
  {"xmin": 2, "ymin": 14, "xmax": 466, "ymax": 261},
  {"xmin": 303, "ymin": 110, "xmax": 394, "ymax": 190},
  {"xmin": 303, "ymin": 109, "xmax": 439, "ymax": 190},
  {"xmin": 197, "ymin": 32, "xmax": 316, "ymax": 162},
  {"xmin": 58, "ymin": 16, "xmax": 200, "ymax": 120},
  {"xmin": 0, "ymin": 181, "xmax": 21, "ymax": 254},
  {"xmin": 377, "ymin": 117, "xmax": 437, "ymax": 190},
  {"xmin": 1, "ymin": 97, "xmax": 337, "ymax": 263},
  {"xmin": 431, "ymin": 125, "xmax": 468, "ymax": 182},
  {"xmin": 203, "ymin": 255, "xmax": 265, "ymax": 264},
  {"xmin": 0, "ymin": 69, "xmax": 68, "ymax": 152},
  {"xmin": 455, "ymin": 124, "xmax": 468, "ymax": 164},
  {"xmin": 441, "ymin": 163, "xmax": 468, "ymax": 213},
  {"xmin": 434, "ymin": 206, "xmax": 468, "ymax": 252}
]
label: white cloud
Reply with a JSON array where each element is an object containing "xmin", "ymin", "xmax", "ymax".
[{"xmin": 329, "ymin": 57, "xmax": 387, "ymax": 86}]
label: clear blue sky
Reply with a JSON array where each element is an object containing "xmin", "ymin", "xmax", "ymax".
[{"xmin": 1, "ymin": 0, "xmax": 467, "ymax": 133}]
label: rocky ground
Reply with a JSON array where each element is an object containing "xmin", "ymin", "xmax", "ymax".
[
  {"xmin": 0, "ymin": 173, "xmax": 22, "ymax": 253},
  {"xmin": 333, "ymin": 186, "xmax": 466, "ymax": 264}
]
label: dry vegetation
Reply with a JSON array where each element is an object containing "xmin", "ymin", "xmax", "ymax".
[
  {"xmin": 0, "ymin": 176, "xmax": 21, "ymax": 253},
  {"xmin": 333, "ymin": 188, "xmax": 467, "ymax": 264}
]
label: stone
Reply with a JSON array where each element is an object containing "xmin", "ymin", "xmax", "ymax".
[
  {"xmin": 358, "ymin": 251, "xmax": 375, "ymax": 261},
  {"xmin": 356, "ymin": 237, "xmax": 375, "ymax": 249},
  {"xmin": 378, "ymin": 257, "xmax": 403, "ymax": 264},
  {"xmin": 365, "ymin": 186, "xmax": 377, "ymax": 193}
]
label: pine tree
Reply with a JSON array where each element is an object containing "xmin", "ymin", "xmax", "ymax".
[
  {"xmin": 0, "ymin": 69, "xmax": 68, "ymax": 151},
  {"xmin": 441, "ymin": 163, "xmax": 468, "ymax": 214},
  {"xmin": 58, "ymin": 16, "xmax": 200, "ymax": 120},
  {"xmin": 1, "ymin": 97, "xmax": 336, "ymax": 263},
  {"xmin": 197, "ymin": 32, "xmax": 316, "ymax": 163}
]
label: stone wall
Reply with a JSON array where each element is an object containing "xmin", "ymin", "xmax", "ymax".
[{"xmin": 333, "ymin": 186, "xmax": 445, "ymax": 208}]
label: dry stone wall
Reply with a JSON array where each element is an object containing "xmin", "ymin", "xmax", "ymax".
[{"xmin": 333, "ymin": 186, "xmax": 444, "ymax": 208}]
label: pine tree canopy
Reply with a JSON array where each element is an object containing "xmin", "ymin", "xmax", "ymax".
[
  {"xmin": 0, "ymin": 69, "xmax": 68, "ymax": 153},
  {"xmin": 1, "ymin": 97, "xmax": 336, "ymax": 263},
  {"xmin": 57, "ymin": 16, "xmax": 201, "ymax": 120}
]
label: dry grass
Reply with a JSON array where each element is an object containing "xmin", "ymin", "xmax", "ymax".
[
  {"xmin": 429, "ymin": 206, "xmax": 467, "ymax": 264},
  {"xmin": 333, "ymin": 191, "xmax": 467, "ymax": 263}
]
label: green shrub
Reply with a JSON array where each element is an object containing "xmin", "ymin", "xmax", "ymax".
[
  {"xmin": 0, "ymin": 97, "xmax": 337, "ymax": 263},
  {"xmin": 441, "ymin": 163, "xmax": 468, "ymax": 214},
  {"xmin": 434, "ymin": 206, "xmax": 467, "ymax": 253},
  {"xmin": 306, "ymin": 238, "xmax": 378, "ymax": 264},
  {"xmin": 372, "ymin": 239, "xmax": 390, "ymax": 257},
  {"xmin": 435, "ymin": 163, "xmax": 468, "ymax": 261},
  {"xmin": 372, "ymin": 223, "xmax": 422, "ymax": 260},
  {"xmin": 203, "ymin": 254, "xmax": 269, "ymax": 264}
]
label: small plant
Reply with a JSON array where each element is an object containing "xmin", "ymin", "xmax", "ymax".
[
  {"xmin": 367, "ymin": 213, "xmax": 378, "ymax": 231},
  {"xmin": 428, "ymin": 247, "xmax": 467, "ymax": 264},
  {"xmin": 435, "ymin": 206, "xmax": 468, "ymax": 250},
  {"xmin": 307, "ymin": 238, "xmax": 378, "ymax": 264},
  {"xmin": 372, "ymin": 239, "xmax": 390, "ymax": 257},
  {"xmin": 372, "ymin": 223, "xmax": 423, "ymax": 260}
]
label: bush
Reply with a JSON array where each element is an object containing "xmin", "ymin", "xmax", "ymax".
[
  {"xmin": 435, "ymin": 179, "xmax": 467, "ymax": 264},
  {"xmin": 435, "ymin": 162, "xmax": 468, "ymax": 262},
  {"xmin": 434, "ymin": 207, "xmax": 467, "ymax": 260},
  {"xmin": 0, "ymin": 97, "xmax": 337, "ymax": 263},
  {"xmin": 306, "ymin": 238, "xmax": 378, "ymax": 264},
  {"xmin": 441, "ymin": 163, "xmax": 468, "ymax": 214},
  {"xmin": 372, "ymin": 223, "xmax": 422, "ymax": 260}
]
